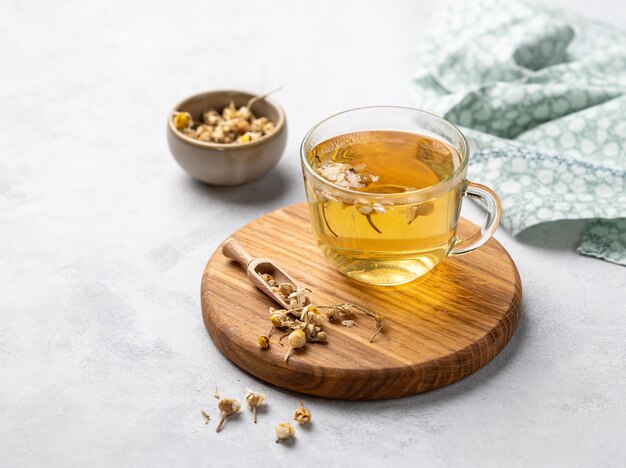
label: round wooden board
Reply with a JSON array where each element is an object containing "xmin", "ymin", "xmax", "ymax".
[{"xmin": 201, "ymin": 203, "xmax": 522, "ymax": 400}]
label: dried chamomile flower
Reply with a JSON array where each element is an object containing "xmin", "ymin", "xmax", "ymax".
[
  {"xmin": 294, "ymin": 400, "xmax": 311, "ymax": 425},
  {"xmin": 202, "ymin": 110, "xmax": 221, "ymax": 125},
  {"xmin": 234, "ymin": 118, "xmax": 251, "ymax": 133},
  {"xmin": 237, "ymin": 133, "xmax": 251, "ymax": 143},
  {"xmin": 245, "ymin": 390, "xmax": 267, "ymax": 423},
  {"xmin": 300, "ymin": 305, "xmax": 323, "ymax": 326},
  {"xmin": 288, "ymin": 287, "xmax": 311, "ymax": 309},
  {"xmin": 238, "ymin": 106, "xmax": 252, "ymax": 120},
  {"xmin": 261, "ymin": 273, "xmax": 277, "ymax": 287},
  {"xmin": 196, "ymin": 131, "xmax": 212, "ymax": 142},
  {"xmin": 257, "ymin": 335, "xmax": 270, "ymax": 350},
  {"xmin": 269, "ymin": 308, "xmax": 294, "ymax": 328},
  {"xmin": 325, "ymin": 308, "xmax": 340, "ymax": 322},
  {"xmin": 372, "ymin": 203, "xmax": 386, "ymax": 214},
  {"xmin": 263, "ymin": 121, "xmax": 275, "ymax": 134},
  {"xmin": 357, "ymin": 205, "xmax": 374, "ymax": 216},
  {"xmin": 275, "ymin": 422, "xmax": 295, "ymax": 442},
  {"xmin": 201, "ymin": 410, "xmax": 210, "ymax": 424},
  {"xmin": 369, "ymin": 314, "xmax": 384, "ymax": 342},
  {"xmin": 324, "ymin": 303, "xmax": 354, "ymax": 323},
  {"xmin": 316, "ymin": 331, "xmax": 328, "ymax": 342},
  {"xmin": 304, "ymin": 322, "xmax": 327, "ymax": 343},
  {"xmin": 251, "ymin": 116, "xmax": 269, "ymax": 132},
  {"xmin": 173, "ymin": 111, "xmax": 193, "ymax": 130},
  {"xmin": 278, "ymin": 282, "xmax": 295, "ymax": 297},
  {"xmin": 344, "ymin": 168, "xmax": 374, "ymax": 189},
  {"xmin": 356, "ymin": 202, "xmax": 386, "ymax": 234},
  {"xmin": 284, "ymin": 329, "xmax": 306, "ymax": 363},
  {"xmin": 358, "ymin": 203, "xmax": 386, "ymax": 215},
  {"xmin": 222, "ymin": 101, "xmax": 238, "ymax": 119},
  {"xmin": 216, "ymin": 398, "xmax": 241, "ymax": 433},
  {"xmin": 318, "ymin": 162, "xmax": 350, "ymax": 183},
  {"xmin": 407, "ymin": 202, "xmax": 434, "ymax": 224},
  {"xmin": 303, "ymin": 304, "xmax": 319, "ymax": 315},
  {"xmin": 316, "ymin": 161, "xmax": 378, "ymax": 190}
]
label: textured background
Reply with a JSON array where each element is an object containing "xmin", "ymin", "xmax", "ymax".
[{"xmin": 1, "ymin": 0, "xmax": 625, "ymax": 466}]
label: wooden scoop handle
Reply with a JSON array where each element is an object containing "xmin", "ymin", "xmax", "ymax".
[{"xmin": 222, "ymin": 237, "xmax": 255, "ymax": 268}]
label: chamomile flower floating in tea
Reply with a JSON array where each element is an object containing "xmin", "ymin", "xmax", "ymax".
[
  {"xmin": 407, "ymin": 201, "xmax": 434, "ymax": 224},
  {"xmin": 304, "ymin": 130, "xmax": 462, "ymax": 285}
]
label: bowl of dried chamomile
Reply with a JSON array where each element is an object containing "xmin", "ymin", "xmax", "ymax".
[{"xmin": 167, "ymin": 89, "xmax": 287, "ymax": 185}]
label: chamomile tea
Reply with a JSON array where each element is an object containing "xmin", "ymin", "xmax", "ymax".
[{"xmin": 304, "ymin": 130, "xmax": 464, "ymax": 285}]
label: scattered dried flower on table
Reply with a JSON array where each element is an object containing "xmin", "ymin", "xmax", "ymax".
[
  {"xmin": 284, "ymin": 329, "xmax": 306, "ymax": 363},
  {"xmin": 275, "ymin": 422, "xmax": 295, "ymax": 442},
  {"xmin": 341, "ymin": 320, "xmax": 356, "ymax": 327},
  {"xmin": 214, "ymin": 386, "xmax": 220, "ymax": 399},
  {"xmin": 257, "ymin": 335, "xmax": 270, "ymax": 349},
  {"xmin": 215, "ymin": 398, "xmax": 241, "ymax": 433},
  {"xmin": 201, "ymin": 410, "xmax": 210, "ymax": 425},
  {"xmin": 245, "ymin": 390, "xmax": 267, "ymax": 423},
  {"xmin": 294, "ymin": 400, "xmax": 311, "ymax": 426}
]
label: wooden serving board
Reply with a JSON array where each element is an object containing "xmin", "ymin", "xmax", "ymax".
[{"xmin": 201, "ymin": 203, "xmax": 521, "ymax": 400}]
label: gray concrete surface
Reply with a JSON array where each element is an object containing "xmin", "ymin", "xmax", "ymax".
[{"xmin": 1, "ymin": 0, "xmax": 625, "ymax": 466}]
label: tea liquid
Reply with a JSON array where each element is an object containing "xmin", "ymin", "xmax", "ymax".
[{"xmin": 305, "ymin": 130, "xmax": 463, "ymax": 285}]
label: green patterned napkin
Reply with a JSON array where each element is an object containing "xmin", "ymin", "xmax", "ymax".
[{"xmin": 411, "ymin": 0, "xmax": 626, "ymax": 265}]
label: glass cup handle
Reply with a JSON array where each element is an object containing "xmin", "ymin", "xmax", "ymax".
[{"xmin": 450, "ymin": 181, "xmax": 502, "ymax": 255}]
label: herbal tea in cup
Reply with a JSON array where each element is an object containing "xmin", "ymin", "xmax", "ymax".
[{"xmin": 301, "ymin": 107, "xmax": 501, "ymax": 286}]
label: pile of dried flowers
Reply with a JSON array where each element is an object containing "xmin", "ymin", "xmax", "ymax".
[
  {"xmin": 257, "ymin": 274, "xmax": 385, "ymax": 362},
  {"xmin": 173, "ymin": 90, "xmax": 279, "ymax": 144}
]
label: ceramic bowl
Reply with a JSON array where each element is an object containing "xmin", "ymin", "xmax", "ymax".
[{"xmin": 167, "ymin": 90, "xmax": 287, "ymax": 186}]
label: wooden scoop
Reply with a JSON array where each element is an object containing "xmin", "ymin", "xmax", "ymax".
[{"xmin": 221, "ymin": 237, "xmax": 310, "ymax": 310}]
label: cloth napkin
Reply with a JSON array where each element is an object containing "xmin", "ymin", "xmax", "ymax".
[{"xmin": 411, "ymin": 0, "xmax": 626, "ymax": 265}]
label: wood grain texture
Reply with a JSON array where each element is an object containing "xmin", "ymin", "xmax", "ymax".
[{"xmin": 201, "ymin": 203, "xmax": 522, "ymax": 400}]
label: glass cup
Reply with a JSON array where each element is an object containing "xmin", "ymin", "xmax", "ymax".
[{"xmin": 300, "ymin": 106, "xmax": 501, "ymax": 286}]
